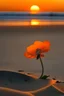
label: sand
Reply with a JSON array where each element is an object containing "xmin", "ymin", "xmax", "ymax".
[
  {"xmin": 0, "ymin": 25, "xmax": 64, "ymax": 33},
  {"xmin": 0, "ymin": 70, "xmax": 64, "ymax": 96}
]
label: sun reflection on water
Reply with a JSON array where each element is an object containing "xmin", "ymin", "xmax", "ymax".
[
  {"xmin": 0, "ymin": 19, "xmax": 64, "ymax": 26},
  {"xmin": 30, "ymin": 19, "xmax": 40, "ymax": 26}
]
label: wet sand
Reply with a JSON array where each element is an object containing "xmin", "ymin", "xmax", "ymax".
[{"xmin": 0, "ymin": 25, "xmax": 64, "ymax": 33}]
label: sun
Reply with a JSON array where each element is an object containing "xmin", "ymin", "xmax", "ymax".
[{"xmin": 30, "ymin": 5, "xmax": 40, "ymax": 14}]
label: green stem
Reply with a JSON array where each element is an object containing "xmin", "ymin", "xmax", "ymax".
[{"xmin": 39, "ymin": 57, "xmax": 44, "ymax": 79}]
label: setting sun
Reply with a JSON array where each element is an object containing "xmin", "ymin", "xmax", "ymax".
[
  {"xmin": 30, "ymin": 5, "xmax": 40, "ymax": 14},
  {"xmin": 0, "ymin": 0, "xmax": 64, "ymax": 12}
]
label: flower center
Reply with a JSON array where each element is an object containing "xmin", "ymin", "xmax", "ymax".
[
  {"xmin": 36, "ymin": 49, "xmax": 41, "ymax": 59},
  {"xmin": 36, "ymin": 49, "xmax": 41, "ymax": 55}
]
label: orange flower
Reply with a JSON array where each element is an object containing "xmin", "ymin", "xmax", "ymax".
[{"xmin": 24, "ymin": 41, "xmax": 50, "ymax": 59}]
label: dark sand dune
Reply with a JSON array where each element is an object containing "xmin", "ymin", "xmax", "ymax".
[
  {"xmin": 0, "ymin": 87, "xmax": 34, "ymax": 96},
  {"xmin": 0, "ymin": 70, "xmax": 55, "ymax": 91},
  {"xmin": 52, "ymin": 83, "xmax": 64, "ymax": 94},
  {"xmin": 0, "ymin": 71, "xmax": 64, "ymax": 96},
  {"xmin": 0, "ymin": 71, "xmax": 37, "ymax": 90},
  {"xmin": 0, "ymin": 70, "xmax": 35, "ymax": 84},
  {"xmin": 33, "ymin": 86, "xmax": 64, "ymax": 96}
]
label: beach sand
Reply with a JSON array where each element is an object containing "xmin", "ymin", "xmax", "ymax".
[{"xmin": 0, "ymin": 25, "xmax": 64, "ymax": 33}]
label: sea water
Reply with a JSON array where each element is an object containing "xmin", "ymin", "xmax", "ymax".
[{"xmin": 0, "ymin": 12, "xmax": 64, "ymax": 26}]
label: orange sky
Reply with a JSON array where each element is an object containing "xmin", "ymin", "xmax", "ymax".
[{"xmin": 0, "ymin": 0, "xmax": 64, "ymax": 12}]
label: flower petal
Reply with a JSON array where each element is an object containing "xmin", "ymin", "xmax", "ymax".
[
  {"xmin": 24, "ymin": 52, "xmax": 36, "ymax": 58},
  {"xmin": 34, "ymin": 41, "xmax": 50, "ymax": 52},
  {"xmin": 27, "ymin": 44, "xmax": 37, "ymax": 55},
  {"xmin": 34, "ymin": 41, "xmax": 43, "ymax": 45},
  {"xmin": 24, "ymin": 41, "xmax": 50, "ymax": 59},
  {"xmin": 34, "ymin": 41, "xmax": 44, "ymax": 49},
  {"xmin": 41, "ymin": 41, "xmax": 50, "ymax": 52}
]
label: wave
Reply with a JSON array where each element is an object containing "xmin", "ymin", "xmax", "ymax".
[
  {"xmin": 0, "ymin": 12, "xmax": 64, "ymax": 20},
  {"xmin": 0, "ymin": 12, "xmax": 64, "ymax": 16}
]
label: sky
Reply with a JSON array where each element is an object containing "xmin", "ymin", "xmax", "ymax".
[{"xmin": 0, "ymin": 0, "xmax": 64, "ymax": 12}]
